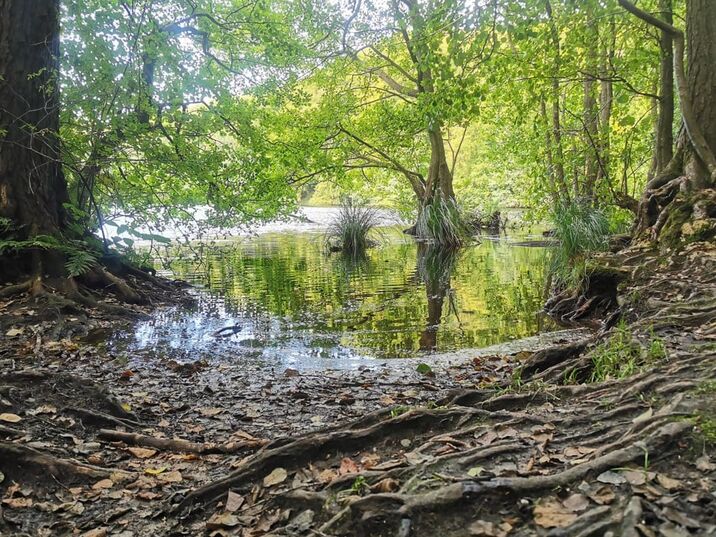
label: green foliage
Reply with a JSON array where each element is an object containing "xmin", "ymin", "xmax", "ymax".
[
  {"xmin": 647, "ymin": 334, "xmax": 668, "ymax": 360},
  {"xmin": 4, "ymin": 0, "xmax": 670, "ymax": 258},
  {"xmin": 0, "ymin": 218, "xmax": 98, "ymax": 276},
  {"xmin": 390, "ymin": 406, "xmax": 411, "ymax": 418},
  {"xmin": 325, "ymin": 199, "xmax": 380, "ymax": 255},
  {"xmin": 415, "ymin": 363, "xmax": 434, "ymax": 376},
  {"xmin": 350, "ymin": 476, "xmax": 369, "ymax": 495},
  {"xmin": 65, "ymin": 247, "xmax": 99, "ymax": 277}
]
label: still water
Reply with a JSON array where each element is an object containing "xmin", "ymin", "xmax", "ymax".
[{"xmin": 114, "ymin": 212, "xmax": 554, "ymax": 368}]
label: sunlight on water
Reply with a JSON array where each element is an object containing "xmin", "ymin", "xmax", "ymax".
[{"xmin": 113, "ymin": 221, "xmax": 555, "ymax": 368}]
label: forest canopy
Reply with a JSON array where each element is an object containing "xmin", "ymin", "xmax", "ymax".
[
  {"xmin": 54, "ymin": 0, "xmax": 679, "ymax": 241},
  {"xmin": 2, "ymin": 0, "xmax": 709, "ymax": 263}
]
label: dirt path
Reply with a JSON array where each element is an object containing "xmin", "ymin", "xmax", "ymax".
[{"xmin": 1, "ymin": 240, "xmax": 715, "ymax": 536}]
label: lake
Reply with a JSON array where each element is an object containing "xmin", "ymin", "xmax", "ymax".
[{"xmin": 113, "ymin": 208, "xmax": 555, "ymax": 369}]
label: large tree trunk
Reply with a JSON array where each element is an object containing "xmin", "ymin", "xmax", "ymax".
[
  {"xmin": 621, "ymin": 0, "xmax": 716, "ymax": 243},
  {"xmin": 0, "ymin": 0, "xmax": 69, "ymax": 277},
  {"xmin": 424, "ymin": 126, "xmax": 455, "ymax": 204},
  {"xmin": 683, "ymin": 0, "xmax": 716, "ymax": 187}
]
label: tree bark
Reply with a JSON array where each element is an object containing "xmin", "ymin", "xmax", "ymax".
[
  {"xmin": 655, "ymin": 0, "xmax": 674, "ymax": 174},
  {"xmin": 0, "ymin": 0, "xmax": 69, "ymax": 276},
  {"xmin": 683, "ymin": 0, "xmax": 716, "ymax": 186},
  {"xmin": 582, "ymin": 14, "xmax": 600, "ymax": 199},
  {"xmin": 544, "ymin": 0, "xmax": 569, "ymax": 201}
]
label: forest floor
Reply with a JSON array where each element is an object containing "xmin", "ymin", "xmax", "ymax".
[{"xmin": 0, "ymin": 237, "xmax": 715, "ymax": 536}]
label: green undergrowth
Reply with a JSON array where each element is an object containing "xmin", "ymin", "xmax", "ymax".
[{"xmin": 588, "ymin": 321, "xmax": 667, "ymax": 383}]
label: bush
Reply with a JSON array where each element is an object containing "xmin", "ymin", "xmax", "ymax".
[{"xmin": 326, "ymin": 199, "xmax": 380, "ymax": 255}]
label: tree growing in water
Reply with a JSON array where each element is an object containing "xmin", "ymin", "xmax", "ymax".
[{"xmin": 269, "ymin": 0, "xmax": 497, "ymax": 245}]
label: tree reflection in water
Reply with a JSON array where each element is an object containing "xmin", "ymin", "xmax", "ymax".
[{"xmin": 151, "ymin": 230, "xmax": 553, "ymax": 359}]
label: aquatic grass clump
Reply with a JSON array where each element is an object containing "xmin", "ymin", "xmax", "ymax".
[
  {"xmin": 550, "ymin": 200, "xmax": 611, "ymax": 287},
  {"xmin": 326, "ymin": 199, "xmax": 380, "ymax": 256},
  {"xmin": 415, "ymin": 196, "xmax": 469, "ymax": 247}
]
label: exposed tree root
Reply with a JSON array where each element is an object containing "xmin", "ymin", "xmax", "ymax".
[
  {"xmin": 0, "ymin": 279, "xmax": 32, "ymax": 299},
  {"xmin": 0, "ymin": 442, "xmax": 121, "ymax": 485},
  {"xmin": 97, "ymin": 429, "xmax": 267, "ymax": 454}
]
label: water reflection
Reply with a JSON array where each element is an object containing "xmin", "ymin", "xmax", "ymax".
[{"xmin": 116, "ymin": 229, "xmax": 554, "ymax": 365}]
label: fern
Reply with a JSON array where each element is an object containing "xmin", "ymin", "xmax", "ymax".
[
  {"xmin": 0, "ymin": 233, "xmax": 98, "ymax": 276},
  {"xmin": 65, "ymin": 249, "xmax": 98, "ymax": 276}
]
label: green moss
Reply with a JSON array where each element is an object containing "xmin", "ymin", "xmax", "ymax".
[{"xmin": 659, "ymin": 196, "xmax": 693, "ymax": 247}]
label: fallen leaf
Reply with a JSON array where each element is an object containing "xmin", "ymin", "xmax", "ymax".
[
  {"xmin": 661, "ymin": 506, "xmax": 701, "ymax": 529},
  {"xmin": 128, "ymin": 447, "xmax": 157, "ymax": 459},
  {"xmin": 533, "ymin": 499, "xmax": 577, "ymax": 528},
  {"xmin": 91, "ymin": 478, "xmax": 114, "ymax": 490},
  {"xmin": 144, "ymin": 467, "xmax": 168, "ymax": 476},
  {"xmin": 597, "ymin": 470, "xmax": 626, "ymax": 485},
  {"xmin": 632, "ymin": 408, "xmax": 654, "ymax": 424},
  {"xmin": 5, "ymin": 328, "xmax": 23, "ymax": 337},
  {"xmin": 263, "ymin": 467, "xmax": 288, "ymax": 487},
  {"xmin": 588, "ymin": 485, "xmax": 616, "ymax": 505},
  {"xmin": 339, "ymin": 458, "xmax": 359, "ymax": 475},
  {"xmin": 656, "ymin": 474, "xmax": 683, "ymax": 491},
  {"xmin": 622, "ymin": 469, "xmax": 647, "ymax": 486},
  {"xmin": 469, "ymin": 520, "xmax": 498, "ymax": 536},
  {"xmin": 695, "ymin": 455, "xmax": 715, "ymax": 472},
  {"xmin": 63, "ymin": 500, "xmax": 85, "ymax": 516},
  {"xmin": 0, "ymin": 413, "xmax": 21, "ymax": 423},
  {"xmin": 200, "ymin": 407, "xmax": 224, "ymax": 417},
  {"xmin": 157, "ymin": 470, "xmax": 183, "ymax": 483},
  {"xmin": 225, "ymin": 490, "xmax": 244, "ymax": 512},
  {"xmin": 27, "ymin": 405, "xmax": 57, "ymax": 415},
  {"xmin": 467, "ymin": 466, "xmax": 484, "ymax": 477},
  {"xmin": 317, "ymin": 468, "xmax": 338, "ymax": 483},
  {"xmin": 563, "ymin": 493, "xmax": 590, "ymax": 512},
  {"xmin": 1, "ymin": 497, "xmax": 33, "ymax": 508},
  {"xmin": 206, "ymin": 512, "xmax": 240, "ymax": 529},
  {"xmin": 80, "ymin": 528, "xmax": 107, "ymax": 537},
  {"xmin": 360, "ymin": 454, "xmax": 380, "ymax": 469},
  {"xmin": 283, "ymin": 368, "xmax": 300, "ymax": 378},
  {"xmin": 136, "ymin": 491, "xmax": 161, "ymax": 501},
  {"xmin": 370, "ymin": 478, "xmax": 400, "ymax": 493}
]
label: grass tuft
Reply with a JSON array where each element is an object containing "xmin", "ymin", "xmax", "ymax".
[
  {"xmin": 325, "ymin": 198, "xmax": 380, "ymax": 256},
  {"xmin": 416, "ymin": 196, "xmax": 469, "ymax": 247},
  {"xmin": 550, "ymin": 200, "xmax": 611, "ymax": 287}
]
